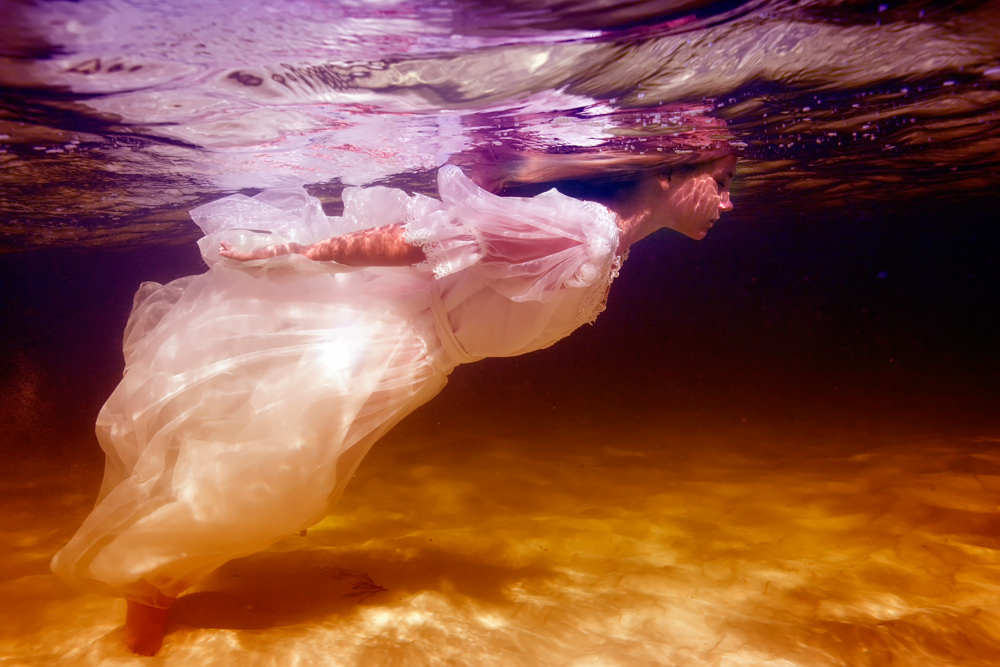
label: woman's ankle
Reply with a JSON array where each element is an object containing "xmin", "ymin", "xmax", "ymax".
[{"xmin": 124, "ymin": 600, "xmax": 172, "ymax": 656}]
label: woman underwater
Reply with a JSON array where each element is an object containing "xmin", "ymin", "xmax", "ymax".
[{"xmin": 51, "ymin": 141, "xmax": 738, "ymax": 655}]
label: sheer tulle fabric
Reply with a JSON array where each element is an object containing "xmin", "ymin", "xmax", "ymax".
[{"xmin": 52, "ymin": 167, "xmax": 620, "ymax": 606}]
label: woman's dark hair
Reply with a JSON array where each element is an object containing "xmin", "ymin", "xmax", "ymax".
[
  {"xmin": 501, "ymin": 176, "xmax": 639, "ymax": 202},
  {"xmin": 496, "ymin": 158, "xmax": 706, "ymax": 203},
  {"xmin": 453, "ymin": 103, "xmax": 740, "ymax": 201}
]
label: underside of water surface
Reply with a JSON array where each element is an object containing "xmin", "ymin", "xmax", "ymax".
[
  {"xmin": 2, "ymin": 0, "xmax": 998, "ymax": 247},
  {"xmin": 1, "ymin": 1, "xmax": 998, "ymax": 665}
]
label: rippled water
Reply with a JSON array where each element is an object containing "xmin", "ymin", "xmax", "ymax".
[{"xmin": 2, "ymin": 0, "xmax": 998, "ymax": 249}]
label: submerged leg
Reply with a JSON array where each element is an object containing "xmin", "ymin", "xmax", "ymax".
[{"xmin": 124, "ymin": 600, "xmax": 172, "ymax": 656}]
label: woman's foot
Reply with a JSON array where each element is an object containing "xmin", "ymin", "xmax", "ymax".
[{"xmin": 124, "ymin": 600, "xmax": 171, "ymax": 656}]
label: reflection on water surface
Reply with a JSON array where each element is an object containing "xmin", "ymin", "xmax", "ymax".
[{"xmin": 1, "ymin": 0, "xmax": 999, "ymax": 248}]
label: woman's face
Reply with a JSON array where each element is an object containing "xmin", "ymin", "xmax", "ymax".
[{"xmin": 659, "ymin": 155, "xmax": 737, "ymax": 240}]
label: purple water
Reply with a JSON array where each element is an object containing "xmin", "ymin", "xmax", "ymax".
[{"xmin": 2, "ymin": 0, "xmax": 998, "ymax": 247}]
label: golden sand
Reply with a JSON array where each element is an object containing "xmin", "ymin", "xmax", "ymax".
[{"xmin": 2, "ymin": 408, "xmax": 999, "ymax": 666}]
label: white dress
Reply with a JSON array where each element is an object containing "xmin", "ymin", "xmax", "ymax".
[{"xmin": 51, "ymin": 166, "xmax": 624, "ymax": 607}]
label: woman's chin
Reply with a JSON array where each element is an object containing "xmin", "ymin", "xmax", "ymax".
[{"xmin": 692, "ymin": 224, "xmax": 712, "ymax": 240}]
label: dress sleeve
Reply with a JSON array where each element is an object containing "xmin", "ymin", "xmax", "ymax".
[
  {"xmin": 189, "ymin": 168, "xmax": 619, "ymax": 297},
  {"xmin": 402, "ymin": 193, "xmax": 485, "ymax": 278},
  {"xmin": 434, "ymin": 165, "xmax": 620, "ymax": 303},
  {"xmin": 191, "ymin": 186, "xmax": 349, "ymax": 272}
]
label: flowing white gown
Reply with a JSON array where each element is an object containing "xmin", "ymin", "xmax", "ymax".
[{"xmin": 51, "ymin": 166, "xmax": 624, "ymax": 607}]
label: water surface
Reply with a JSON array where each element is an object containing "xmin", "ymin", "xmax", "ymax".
[{"xmin": 2, "ymin": 0, "xmax": 998, "ymax": 247}]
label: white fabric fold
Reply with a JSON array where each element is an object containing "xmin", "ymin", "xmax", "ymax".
[{"xmin": 52, "ymin": 167, "xmax": 623, "ymax": 605}]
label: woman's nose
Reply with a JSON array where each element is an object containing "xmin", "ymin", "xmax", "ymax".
[{"xmin": 718, "ymin": 190, "xmax": 733, "ymax": 211}]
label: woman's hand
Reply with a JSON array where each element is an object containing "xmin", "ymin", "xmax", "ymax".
[{"xmin": 219, "ymin": 240, "xmax": 303, "ymax": 261}]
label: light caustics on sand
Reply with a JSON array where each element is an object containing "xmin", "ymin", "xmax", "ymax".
[{"xmin": 3, "ymin": 418, "xmax": 999, "ymax": 666}]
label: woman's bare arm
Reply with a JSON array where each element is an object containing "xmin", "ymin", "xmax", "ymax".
[{"xmin": 219, "ymin": 223, "xmax": 425, "ymax": 267}]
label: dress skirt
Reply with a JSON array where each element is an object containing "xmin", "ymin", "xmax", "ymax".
[
  {"xmin": 51, "ymin": 166, "xmax": 620, "ymax": 606},
  {"xmin": 52, "ymin": 261, "xmax": 448, "ymax": 607}
]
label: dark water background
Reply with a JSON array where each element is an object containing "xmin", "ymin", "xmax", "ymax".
[{"xmin": 1, "ymin": 0, "xmax": 999, "ymax": 454}]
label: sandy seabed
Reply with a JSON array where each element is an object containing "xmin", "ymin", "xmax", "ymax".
[{"xmin": 2, "ymin": 410, "xmax": 999, "ymax": 667}]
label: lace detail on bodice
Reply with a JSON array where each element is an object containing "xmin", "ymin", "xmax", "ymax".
[
  {"xmin": 402, "ymin": 197, "xmax": 485, "ymax": 279},
  {"xmin": 404, "ymin": 225, "xmax": 452, "ymax": 278},
  {"xmin": 576, "ymin": 249, "xmax": 628, "ymax": 327}
]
